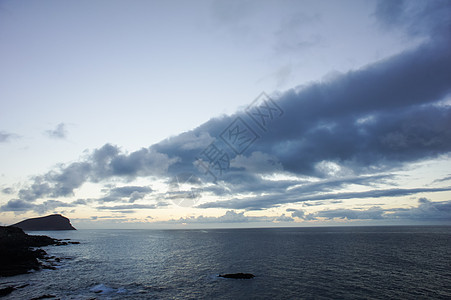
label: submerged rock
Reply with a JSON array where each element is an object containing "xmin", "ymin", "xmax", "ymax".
[
  {"xmin": 0, "ymin": 283, "xmax": 29, "ymax": 297},
  {"xmin": 30, "ymin": 294, "xmax": 57, "ymax": 300},
  {"xmin": 0, "ymin": 286, "xmax": 15, "ymax": 297},
  {"xmin": 218, "ymin": 273, "xmax": 255, "ymax": 279}
]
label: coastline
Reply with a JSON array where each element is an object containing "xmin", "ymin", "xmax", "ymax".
[{"xmin": 0, "ymin": 226, "xmax": 78, "ymax": 297}]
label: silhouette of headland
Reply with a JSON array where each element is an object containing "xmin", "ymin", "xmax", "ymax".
[{"xmin": 11, "ymin": 214, "xmax": 76, "ymax": 231}]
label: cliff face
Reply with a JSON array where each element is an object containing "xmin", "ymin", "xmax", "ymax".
[{"xmin": 11, "ymin": 214, "xmax": 76, "ymax": 231}]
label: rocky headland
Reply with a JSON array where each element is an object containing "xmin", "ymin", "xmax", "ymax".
[{"xmin": 11, "ymin": 214, "xmax": 76, "ymax": 231}]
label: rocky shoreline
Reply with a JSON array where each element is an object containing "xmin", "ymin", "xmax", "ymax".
[
  {"xmin": 0, "ymin": 226, "xmax": 78, "ymax": 277},
  {"xmin": 0, "ymin": 223, "xmax": 79, "ymax": 297}
]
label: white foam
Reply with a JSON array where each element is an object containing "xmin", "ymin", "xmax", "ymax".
[
  {"xmin": 90, "ymin": 284, "xmax": 128, "ymax": 295},
  {"xmin": 90, "ymin": 284, "xmax": 115, "ymax": 294},
  {"xmin": 208, "ymin": 274, "xmax": 221, "ymax": 281}
]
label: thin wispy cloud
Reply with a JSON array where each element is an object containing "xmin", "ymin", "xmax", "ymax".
[
  {"xmin": 45, "ymin": 123, "xmax": 68, "ymax": 139},
  {"xmin": 198, "ymin": 187, "xmax": 451, "ymax": 211},
  {"xmin": 1, "ymin": 188, "xmax": 14, "ymax": 195},
  {"xmin": 290, "ymin": 198, "xmax": 451, "ymax": 222},
  {"xmin": 96, "ymin": 204, "xmax": 158, "ymax": 211},
  {"xmin": 0, "ymin": 131, "xmax": 16, "ymax": 143}
]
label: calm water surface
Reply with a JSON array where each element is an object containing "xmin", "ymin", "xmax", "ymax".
[{"xmin": 1, "ymin": 226, "xmax": 450, "ymax": 299}]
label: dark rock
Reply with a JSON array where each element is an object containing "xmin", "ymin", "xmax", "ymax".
[
  {"xmin": 0, "ymin": 226, "xmax": 56, "ymax": 277},
  {"xmin": 0, "ymin": 286, "xmax": 15, "ymax": 297},
  {"xmin": 31, "ymin": 294, "xmax": 56, "ymax": 300},
  {"xmin": 55, "ymin": 241, "xmax": 69, "ymax": 246},
  {"xmin": 218, "ymin": 273, "xmax": 255, "ymax": 279},
  {"xmin": 0, "ymin": 283, "xmax": 30, "ymax": 297},
  {"xmin": 11, "ymin": 214, "xmax": 76, "ymax": 231},
  {"xmin": 0, "ymin": 226, "xmax": 76, "ymax": 277}
]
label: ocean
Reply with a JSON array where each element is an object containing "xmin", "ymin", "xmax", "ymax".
[{"xmin": 1, "ymin": 226, "xmax": 450, "ymax": 299}]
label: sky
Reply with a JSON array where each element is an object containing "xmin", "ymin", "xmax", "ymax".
[{"xmin": 1, "ymin": 0, "xmax": 450, "ymax": 229}]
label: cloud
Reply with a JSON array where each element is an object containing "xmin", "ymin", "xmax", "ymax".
[
  {"xmin": 98, "ymin": 186, "xmax": 153, "ymax": 203},
  {"xmin": 13, "ymin": 144, "xmax": 177, "ymax": 202},
  {"xmin": 316, "ymin": 206, "xmax": 385, "ymax": 220},
  {"xmin": 90, "ymin": 215, "xmax": 127, "ymax": 220},
  {"xmin": 18, "ymin": 176, "xmax": 52, "ymax": 201},
  {"xmin": 2, "ymin": 187, "xmax": 13, "ymax": 194},
  {"xmin": 374, "ymin": 0, "xmax": 451, "ymax": 39},
  {"xmin": 432, "ymin": 175, "xmax": 451, "ymax": 184},
  {"xmin": 302, "ymin": 200, "xmax": 342, "ymax": 207},
  {"xmin": 155, "ymin": 2, "xmax": 451, "ymax": 184},
  {"xmin": 389, "ymin": 198, "xmax": 451, "ymax": 221},
  {"xmin": 0, "ymin": 198, "xmax": 83, "ymax": 214},
  {"xmin": 73, "ymin": 199, "xmax": 88, "ymax": 205},
  {"xmin": 3, "ymin": 1, "xmax": 451, "ymax": 219},
  {"xmin": 96, "ymin": 204, "xmax": 157, "ymax": 210},
  {"xmin": 198, "ymin": 187, "xmax": 451, "ymax": 210},
  {"xmin": 0, "ymin": 131, "xmax": 18, "ymax": 143},
  {"xmin": 197, "ymin": 172, "xmax": 393, "ymax": 207},
  {"xmin": 230, "ymin": 151, "xmax": 283, "ymax": 173},
  {"xmin": 305, "ymin": 198, "xmax": 451, "ymax": 222},
  {"xmin": 32, "ymin": 200, "xmax": 76, "ymax": 214},
  {"xmin": 0, "ymin": 131, "xmax": 12, "ymax": 143},
  {"xmin": 0, "ymin": 199, "xmax": 35, "ymax": 212},
  {"xmin": 256, "ymin": 47, "xmax": 451, "ymax": 176},
  {"xmin": 273, "ymin": 11, "xmax": 322, "ymax": 55},
  {"xmin": 110, "ymin": 186, "xmax": 152, "ymax": 197},
  {"xmin": 373, "ymin": 0, "xmax": 405, "ymax": 29},
  {"xmin": 274, "ymin": 213, "xmax": 294, "ymax": 222},
  {"xmin": 172, "ymin": 210, "xmax": 293, "ymax": 224},
  {"xmin": 45, "ymin": 123, "xmax": 68, "ymax": 139},
  {"xmin": 286, "ymin": 209, "xmax": 315, "ymax": 220},
  {"xmin": 211, "ymin": 0, "xmax": 254, "ymax": 25},
  {"xmin": 46, "ymin": 162, "xmax": 91, "ymax": 197},
  {"xmin": 144, "ymin": 1, "xmax": 450, "ymax": 182}
]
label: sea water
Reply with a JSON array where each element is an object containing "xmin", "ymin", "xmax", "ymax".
[{"xmin": 0, "ymin": 226, "xmax": 450, "ymax": 299}]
